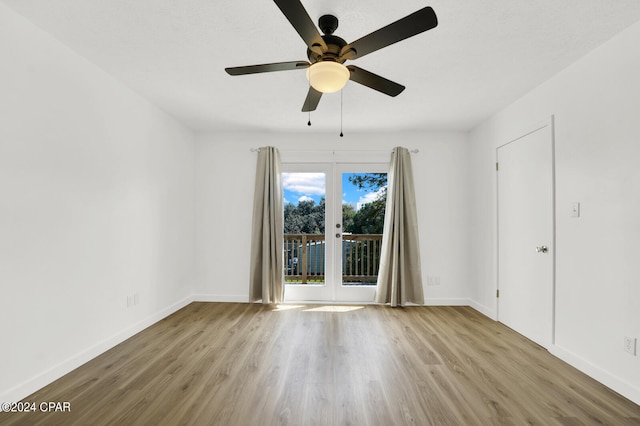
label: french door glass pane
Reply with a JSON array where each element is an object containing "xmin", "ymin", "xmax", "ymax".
[
  {"xmin": 341, "ymin": 172, "xmax": 387, "ymax": 286},
  {"xmin": 282, "ymin": 172, "xmax": 326, "ymax": 285}
]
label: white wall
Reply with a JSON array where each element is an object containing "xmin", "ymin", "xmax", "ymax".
[
  {"xmin": 469, "ymin": 20, "xmax": 640, "ymax": 404},
  {"xmin": 195, "ymin": 131, "xmax": 470, "ymax": 305},
  {"xmin": 0, "ymin": 4, "xmax": 196, "ymax": 402}
]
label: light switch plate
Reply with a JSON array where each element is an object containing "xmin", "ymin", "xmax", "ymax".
[{"xmin": 571, "ymin": 202, "xmax": 580, "ymax": 218}]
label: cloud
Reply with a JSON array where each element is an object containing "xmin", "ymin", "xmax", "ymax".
[
  {"xmin": 282, "ymin": 173, "xmax": 325, "ymax": 195},
  {"xmin": 298, "ymin": 195, "xmax": 314, "ymax": 203},
  {"xmin": 357, "ymin": 187, "xmax": 386, "ymax": 210}
]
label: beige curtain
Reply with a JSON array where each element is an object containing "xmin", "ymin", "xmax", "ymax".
[
  {"xmin": 374, "ymin": 147, "xmax": 424, "ymax": 307},
  {"xmin": 249, "ymin": 147, "xmax": 284, "ymax": 304}
]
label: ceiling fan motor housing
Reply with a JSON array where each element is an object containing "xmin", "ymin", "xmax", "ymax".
[
  {"xmin": 307, "ymin": 35, "xmax": 347, "ymax": 63},
  {"xmin": 307, "ymin": 15, "xmax": 348, "ymax": 64}
]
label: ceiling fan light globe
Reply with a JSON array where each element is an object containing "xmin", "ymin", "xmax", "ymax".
[{"xmin": 306, "ymin": 62, "xmax": 349, "ymax": 93}]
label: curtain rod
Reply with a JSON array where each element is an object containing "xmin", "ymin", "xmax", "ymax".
[{"xmin": 250, "ymin": 148, "xmax": 419, "ymax": 154}]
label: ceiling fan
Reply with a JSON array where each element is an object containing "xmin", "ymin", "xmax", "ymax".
[{"xmin": 225, "ymin": 0, "xmax": 438, "ymax": 112}]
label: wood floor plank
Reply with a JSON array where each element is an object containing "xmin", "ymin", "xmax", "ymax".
[{"xmin": 2, "ymin": 303, "xmax": 639, "ymax": 425}]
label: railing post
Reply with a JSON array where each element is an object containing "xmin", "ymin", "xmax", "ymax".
[{"xmin": 301, "ymin": 234, "xmax": 308, "ymax": 284}]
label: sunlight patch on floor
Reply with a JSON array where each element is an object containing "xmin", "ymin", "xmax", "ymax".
[
  {"xmin": 303, "ymin": 305, "xmax": 364, "ymax": 312},
  {"xmin": 272, "ymin": 304, "xmax": 305, "ymax": 311}
]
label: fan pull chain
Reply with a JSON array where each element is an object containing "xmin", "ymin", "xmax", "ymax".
[
  {"xmin": 307, "ymin": 67, "xmax": 312, "ymax": 126},
  {"xmin": 339, "ymin": 89, "xmax": 344, "ymax": 137}
]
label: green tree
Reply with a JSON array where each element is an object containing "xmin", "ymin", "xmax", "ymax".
[
  {"xmin": 342, "ymin": 203, "xmax": 356, "ymax": 233},
  {"xmin": 344, "ymin": 173, "xmax": 387, "ymax": 234},
  {"xmin": 348, "ymin": 173, "xmax": 387, "ymax": 196},
  {"xmin": 349, "ymin": 198, "xmax": 385, "ymax": 234},
  {"xmin": 284, "ymin": 203, "xmax": 304, "ymax": 234},
  {"xmin": 283, "ymin": 198, "xmax": 325, "ymax": 234}
]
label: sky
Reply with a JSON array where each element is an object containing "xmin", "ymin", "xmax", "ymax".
[{"xmin": 282, "ymin": 172, "xmax": 386, "ymax": 210}]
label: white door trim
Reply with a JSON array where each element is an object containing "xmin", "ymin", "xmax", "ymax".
[{"xmin": 495, "ymin": 115, "xmax": 556, "ymax": 347}]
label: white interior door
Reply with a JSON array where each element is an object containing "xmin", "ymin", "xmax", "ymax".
[{"xmin": 497, "ymin": 123, "xmax": 554, "ymax": 348}]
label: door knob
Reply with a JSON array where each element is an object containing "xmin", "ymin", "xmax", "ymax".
[
  {"xmin": 536, "ymin": 246, "xmax": 548, "ymax": 253},
  {"xmin": 336, "ymin": 233, "xmax": 341, "ymax": 238}
]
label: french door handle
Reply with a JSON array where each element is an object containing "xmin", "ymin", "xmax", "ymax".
[
  {"xmin": 536, "ymin": 246, "xmax": 548, "ymax": 253},
  {"xmin": 336, "ymin": 233, "xmax": 342, "ymax": 238}
]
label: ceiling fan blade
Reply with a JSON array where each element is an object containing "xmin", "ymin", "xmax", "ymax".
[
  {"xmin": 340, "ymin": 7, "xmax": 437, "ymax": 60},
  {"xmin": 347, "ymin": 65, "xmax": 405, "ymax": 97},
  {"xmin": 274, "ymin": 0, "xmax": 327, "ymax": 54},
  {"xmin": 301, "ymin": 87, "xmax": 322, "ymax": 112},
  {"xmin": 225, "ymin": 61, "xmax": 310, "ymax": 75}
]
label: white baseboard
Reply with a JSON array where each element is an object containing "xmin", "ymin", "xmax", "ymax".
[
  {"xmin": 192, "ymin": 296, "xmax": 476, "ymax": 307},
  {"xmin": 191, "ymin": 296, "xmax": 477, "ymax": 306},
  {"xmin": 422, "ymin": 298, "xmax": 471, "ymax": 306},
  {"xmin": 192, "ymin": 294, "xmax": 249, "ymax": 303},
  {"xmin": 469, "ymin": 299, "xmax": 497, "ymax": 320},
  {"xmin": 468, "ymin": 301, "xmax": 639, "ymax": 405},
  {"xmin": 0, "ymin": 295, "xmax": 194, "ymax": 404},
  {"xmin": 549, "ymin": 345, "xmax": 640, "ymax": 406}
]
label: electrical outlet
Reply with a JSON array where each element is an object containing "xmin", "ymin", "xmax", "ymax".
[
  {"xmin": 624, "ymin": 336, "xmax": 637, "ymax": 355},
  {"xmin": 427, "ymin": 276, "xmax": 441, "ymax": 286}
]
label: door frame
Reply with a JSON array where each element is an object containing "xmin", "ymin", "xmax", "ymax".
[
  {"xmin": 281, "ymin": 156, "xmax": 390, "ymax": 303},
  {"xmin": 495, "ymin": 116, "xmax": 556, "ymax": 348}
]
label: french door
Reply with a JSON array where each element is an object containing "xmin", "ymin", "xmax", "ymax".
[{"xmin": 282, "ymin": 162, "xmax": 387, "ymax": 302}]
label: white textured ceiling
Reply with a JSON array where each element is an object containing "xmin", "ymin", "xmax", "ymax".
[{"xmin": 3, "ymin": 0, "xmax": 640, "ymax": 133}]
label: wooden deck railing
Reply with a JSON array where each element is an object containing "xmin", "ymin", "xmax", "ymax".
[
  {"xmin": 284, "ymin": 234, "xmax": 383, "ymax": 284},
  {"xmin": 342, "ymin": 234, "xmax": 383, "ymax": 284}
]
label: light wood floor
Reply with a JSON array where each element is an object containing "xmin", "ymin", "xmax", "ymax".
[{"xmin": 2, "ymin": 303, "xmax": 639, "ymax": 425}]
